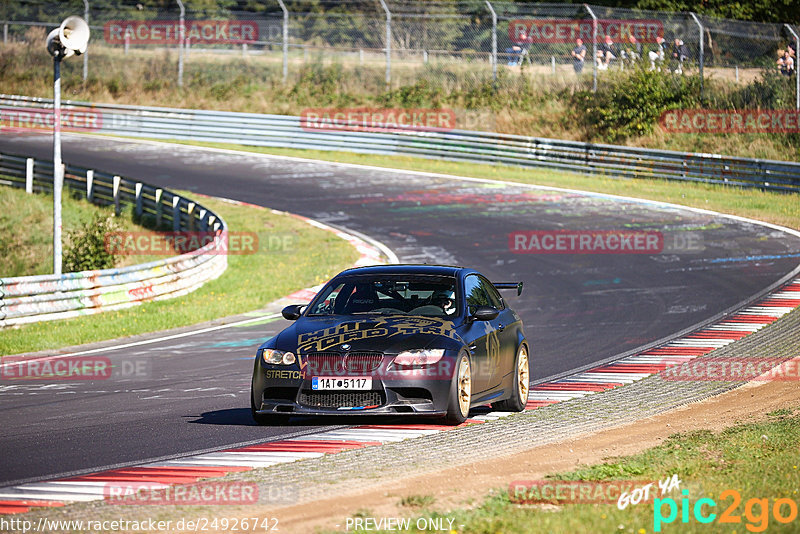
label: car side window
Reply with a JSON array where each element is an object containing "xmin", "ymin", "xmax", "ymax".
[
  {"xmin": 481, "ymin": 277, "xmax": 505, "ymax": 310},
  {"xmin": 464, "ymin": 275, "xmax": 492, "ymax": 312}
]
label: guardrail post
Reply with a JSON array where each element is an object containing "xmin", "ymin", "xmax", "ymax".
[
  {"xmin": 172, "ymin": 195, "xmax": 181, "ymax": 231},
  {"xmin": 155, "ymin": 188, "xmax": 163, "ymax": 227},
  {"xmin": 86, "ymin": 169, "xmax": 94, "ymax": 201},
  {"xmin": 689, "ymin": 13, "xmax": 703, "ymax": 99},
  {"xmin": 584, "ymin": 4, "xmax": 597, "ymax": 92},
  {"xmin": 378, "ymin": 0, "xmax": 391, "ymax": 90},
  {"xmin": 176, "ymin": 0, "xmax": 185, "ymax": 88},
  {"xmin": 26, "ymin": 158, "xmax": 34, "ymax": 193},
  {"xmin": 134, "ymin": 182, "xmax": 143, "ymax": 217},
  {"xmin": 277, "ymin": 0, "xmax": 289, "ymax": 83},
  {"xmin": 786, "ymin": 24, "xmax": 800, "ymax": 110},
  {"xmin": 113, "ymin": 175, "xmax": 121, "ymax": 216},
  {"xmin": 486, "ymin": 1, "xmax": 497, "ymax": 83},
  {"xmin": 187, "ymin": 201, "xmax": 196, "ymax": 231}
]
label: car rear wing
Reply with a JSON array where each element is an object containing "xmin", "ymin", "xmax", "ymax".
[{"xmin": 493, "ymin": 281, "xmax": 524, "ymax": 296}]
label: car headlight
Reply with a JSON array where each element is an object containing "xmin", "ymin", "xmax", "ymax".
[
  {"xmin": 262, "ymin": 349, "xmax": 296, "ymax": 365},
  {"xmin": 393, "ymin": 349, "xmax": 445, "ymax": 367}
]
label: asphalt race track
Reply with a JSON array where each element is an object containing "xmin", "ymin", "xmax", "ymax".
[{"xmin": 2, "ymin": 133, "xmax": 800, "ymax": 486}]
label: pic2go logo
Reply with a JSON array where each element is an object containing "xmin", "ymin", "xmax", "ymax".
[{"xmin": 654, "ymin": 489, "xmax": 799, "ymax": 532}]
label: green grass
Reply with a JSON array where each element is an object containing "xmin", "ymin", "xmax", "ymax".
[
  {"xmin": 0, "ymin": 186, "xmax": 146, "ymax": 278},
  {"xmin": 161, "ymin": 139, "xmax": 800, "ymax": 232},
  {"xmin": 339, "ymin": 408, "xmax": 800, "ymax": 533},
  {"xmin": 0, "ymin": 193, "xmax": 359, "ymax": 356}
]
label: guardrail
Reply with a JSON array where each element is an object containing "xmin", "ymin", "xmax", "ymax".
[
  {"xmin": 2, "ymin": 94, "xmax": 799, "ymax": 193},
  {"xmin": 0, "ymin": 150, "xmax": 227, "ymax": 327}
]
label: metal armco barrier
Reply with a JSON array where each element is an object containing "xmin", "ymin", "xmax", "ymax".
[
  {"xmin": 0, "ymin": 150, "xmax": 227, "ymax": 327},
  {"xmin": 2, "ymin": 94, "xmax": 798, "ymax": 193}
]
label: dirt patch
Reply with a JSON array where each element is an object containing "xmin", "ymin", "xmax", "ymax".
[{"xmin": 260, "ymin": 377, "xmax": 800, "ymax": 533}]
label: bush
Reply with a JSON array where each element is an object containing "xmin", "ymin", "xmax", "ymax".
[
  {"xmin": 571, "ymin": 69, "xmax": 702, "ymax": 142},
  {"xmin": 63, "ymin": 214, "xmax": 120, "ymax": 273}
]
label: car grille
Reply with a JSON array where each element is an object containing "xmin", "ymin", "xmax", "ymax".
[
  {"xmin": 302, "ymin": 352, "xmax": 384, "ymax": 375},
  {"xmin": 297, "ymin": 391, "xmax": 383, "ymax": 409}
]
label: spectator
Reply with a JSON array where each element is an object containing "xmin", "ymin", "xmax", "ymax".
[
  {"xmin": 777, "ymin": 49, "xmax": 786, "ymax": 74},
  {"xmin": 596, "ymin": 34, "xmax": 617, "ymax": 70},
  {"xmin": 781, "ymin": 49, "xmax": 795, "ymax": 76},
  {"xmin": 671, "ymin": 38, "xmax": 690, "ymax": 74},
  {"xmin": 506, "ymin": 29, "xmax": 530, "ymax": 66},
  {"xmin": 621, "ymin": 34, "xmax": 642, "ymax": 67},
  {"xmin": 648, "ymin": 35, "xmax": 667, "ymax": 71},
  {"xmin": 571, "ymin": 38, "xmax": 587, "ymax": 74}
]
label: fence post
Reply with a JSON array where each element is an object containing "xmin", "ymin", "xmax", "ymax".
[
  {"xmin": 3, "ymin": 23, "xmax": 7, "ymax": 44},
  {"xmin": 172, "ymin": 195, "xmax": 181, "ymax": 231},
  {"xmin": 277, "ymin": 0, "xmax": 289, "ymax": 83},
  {"xmin": 124, "ymin": 28, "xmax": 130, "ymax": 54},
  {"xmin": 176, "ymin": 0, "xmax": 185, "ymax": 87},
  {"xmin": 155, "ymin": 188, "xmax": 163, "ymax": 227},
  {"xmin": 486, "ymin": 1, "xmax": 497, "ymax": 83},
  {"xmin": 584, "ymin": 4, "xmax": 597, "ymax": 92},
  {"xmin": 82, "ymin": 0, "xmax": 89, "ymax": 81},
  {"xmin": 187, "ymin": 201, "xmax": 196, "ymax": 231},
  {"xmin": 86, "ymin": 169, "xmax": 93, "ymax": 201},
  {"xmin": 26, "ymin": 158, "xmax": 34, "ymax": 193},
  {"xmin": 689, "ymin": 13, "xmax": 703, "ymax": 99},
  {"xmin": 134, "ymin": 182, "xmax": 143, "ymax": 217},
  {"xmin": 786, "ymin": 24, "xmax": 800, "ymax": 111},
  {"xmin": 378, "ymin": 0, "xmax": 391, "ymax": 90},
  {"xmin": 113, "ymin": 175, "xmax": 121, "ymax": 216}
]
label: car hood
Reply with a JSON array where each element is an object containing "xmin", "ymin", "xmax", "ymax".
[{"xmin": 272, "ymin": 315, "xmax": 463, "ymax": 354}]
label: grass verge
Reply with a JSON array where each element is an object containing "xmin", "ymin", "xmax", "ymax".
[
  {"xmin": 342, "ymin": 408, "xmax": 800, "ymax": 533},
  {"xmin": 160, "ymin": 139, "xmax": 800, "ymax": 231},
  {"xmin": 0, "ymin": 193, "xmax": 359, "ymax": 356},
  {"xmin": 0, "ymin": 185, "xmax": 147, "ymax": 278}
]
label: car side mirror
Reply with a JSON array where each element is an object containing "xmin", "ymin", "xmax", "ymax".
[
  {"xmin": 281, "ymin": 304, "xmax": 304, "ymax": 321},
  {"xmin": 471, "ymin": 305, "xmax": 499, "ymax": 321}
]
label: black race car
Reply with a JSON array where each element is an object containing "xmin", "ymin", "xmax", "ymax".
[{"xmin": 250, "ymin": 265, "xmax": 529, "ymax": 424}]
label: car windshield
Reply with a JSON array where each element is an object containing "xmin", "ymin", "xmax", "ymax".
[{"xmin": 307, "ymin": 275, "xmax": 458, "ymax": 317}]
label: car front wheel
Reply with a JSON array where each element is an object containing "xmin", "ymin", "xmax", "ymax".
[{"xmin": 445, "ymin": 352, "xmax": 472, "ymax": 424}]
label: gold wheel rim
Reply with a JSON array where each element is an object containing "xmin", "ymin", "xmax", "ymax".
[
  {"xmin": 517, "ymin": 346, "xmax": 529, "ymax": 405},
  {"xmin": 457, "ymin": 357, "xmax": 471, "ymax": 417}
]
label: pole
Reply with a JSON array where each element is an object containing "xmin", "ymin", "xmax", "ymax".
[
  {"xmin": 786, "ymin": 24, "xmax": 800, "ymax": 111},
  {"xmin": 486, "ymin": 1, "xmax": 497, "ymax": 82},
  {"xmin": 690, "ymin": 13, "xmax": 703, "ymax": 99},
  {"xmin": 177, "ymin": 0, "xmax": 184, "ymax": 87},
  {"xmin": 379, "ymin": 0, "xmax": 391, "ymax": 90},
  {"xmin": 53, "ymin": 56, "xmax": 63, "ymax": 275},
  {"xmin": 82, "ymin": 0, "xmax": 89, "ymax": 81},
  {"xmin": 584, "ymin": 4, "xmax": 597, "ymax": 92},
  {"xmin": 277, "ymin": 0, "xmax": 288, "ymax": 83}
]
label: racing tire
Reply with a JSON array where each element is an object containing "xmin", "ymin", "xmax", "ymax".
[
  {"xmin": 445, "ymin": 352, "xmax": 472, "ymax": 424},
  {"xmin": 492, "ymin": 344, "xmax": 529, "ymax": 412}
]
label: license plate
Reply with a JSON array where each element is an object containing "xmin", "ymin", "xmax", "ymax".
[{"xmin": 312, "ymin": 377, "xmax": 372, "ymax": 390}]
